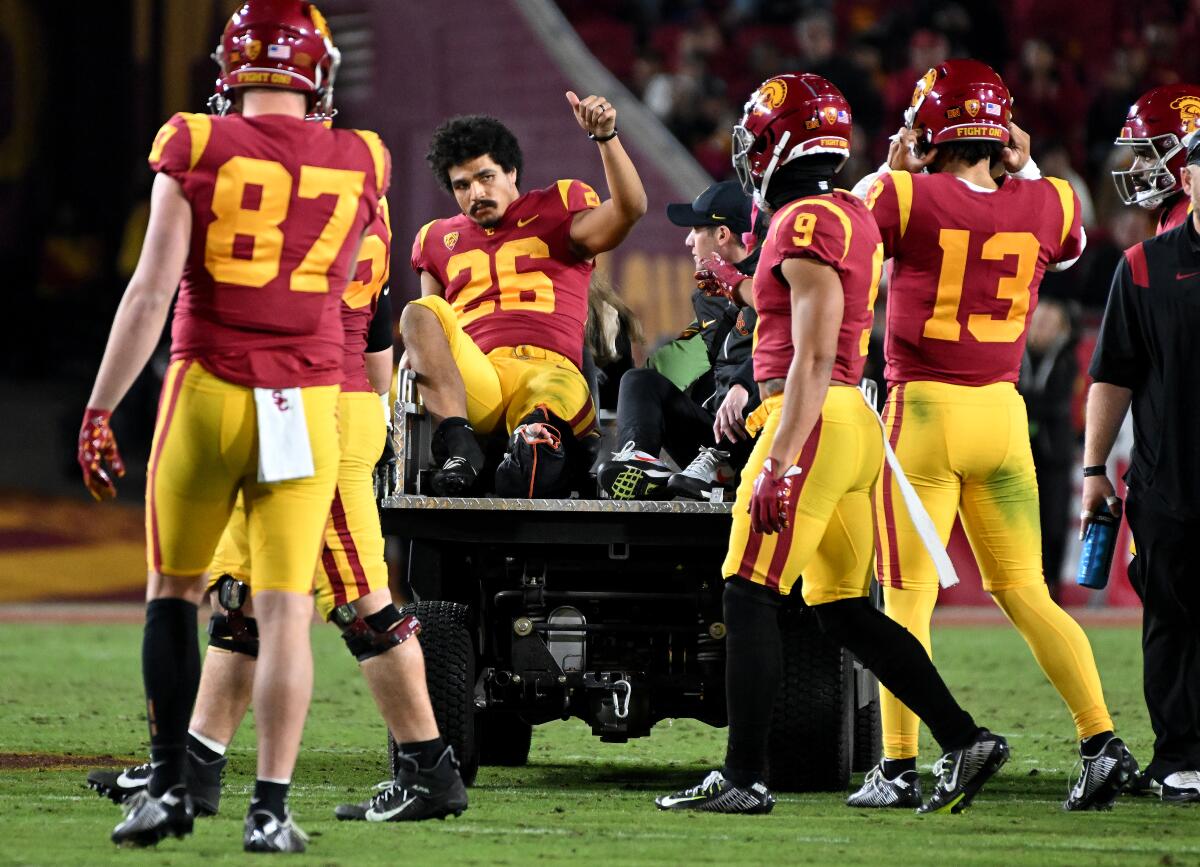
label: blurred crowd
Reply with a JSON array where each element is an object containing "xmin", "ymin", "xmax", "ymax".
[{"xmin": 559, "ymin": 0, "xmax": 1200, "ymax": 312}]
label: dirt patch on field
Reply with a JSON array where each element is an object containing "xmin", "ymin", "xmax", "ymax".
[{"xmin": 0, "ymin": 752, "xmax": 140, "ymax": 770}]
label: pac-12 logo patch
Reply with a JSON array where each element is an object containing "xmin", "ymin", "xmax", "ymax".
[{"xmin": 443, "ymin": 232, "xmax": 459, "ymax": 250}]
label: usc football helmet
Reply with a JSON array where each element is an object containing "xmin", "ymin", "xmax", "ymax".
[
  {"xmin": 732, "ymin": 73, "xmax": 852, "ymax": 208},
  {"xmin": 904, "ymin": 59, "xmax": 1011, "ymax": 153},
  {"xmin": 1112, "ymin": 84, "xmax": 1200, "ymax": 209},
  {"xmin": 209, "ymin": 0, "xmax": 340, "ymax": 120}
]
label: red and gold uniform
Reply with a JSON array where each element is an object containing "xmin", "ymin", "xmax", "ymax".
[
  {"xmin": 1158, "ymin": 194, "xmax": 1192, "ymax": 235},
  {"xmin": 866, "ymin": 169, "xmax": 1112, "ymax": 759},
  {"xmin": 723, "ymin": 191, "xmax": 885, "ymax": 604},
  {"xmin": 212, "ymin": 198, "xmax": 394, "ymax": 619},
  {"xmin": 409, "ymin": 181, "xmax": 600, "ymax": 437},
  {"xmin": 147, "ymin": 111, "xmax": 389, "ymax": 595}
]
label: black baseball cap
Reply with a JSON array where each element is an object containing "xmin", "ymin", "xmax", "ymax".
[
  {"xmin": 666, "ymin": 180, "xmax": 752, "ymax": 235},
  {"xmin": 1187, "ymin": 133, "xmax": 1200, "ymax": 166}
]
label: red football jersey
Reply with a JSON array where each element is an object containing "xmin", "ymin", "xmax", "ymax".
[
  {"xmin": 411, "ymin": 180, "xmax": 600, "ymax": 369},
  {"xmin": 149, "ymin": 111, "xmax": 390, "ymax": 388},
  {"xmin": 340, "ymin": 197, "xmax": 392, "ymax": 393},
  {"xmin": 1157, "ymin": 193, "xmax": 1191, "ymax": 235},
  {"xmin": 866, "ymin": 171, "xmax": 1084, "ymax": 386},
  {"xmin": 752, "ymin": 190, "xmax": 883, "ymax": 384}
]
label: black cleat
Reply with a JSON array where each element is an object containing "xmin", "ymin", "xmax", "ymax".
[
  {"xmin": 334, "ymin": 746, "xmax": 467, "ymax": 821},
  {"xmin": 917, "ymin": 729, "xmax": 1009, "ymax": 814},
  {"xmin": 655, "ymin": 770, "xmax": 775, "ymax": 814},
  {"xmin": 1064, "ymin": 737, "xmax": 1138, "ymax": 811},
  {"xmin": 111, "ymin": 787, "xmax": 194, "ymax": 847},
  {"xmin": 430, "ymin": 418, "xmax": 484, "ymax": 496},
  {"xmin": 597, "ymin": 442, "xmax": 673, "ymax": 501},
  {"xmin": 243, "ymin": 809, "xmax": 308, "ymax": 853},
  {"xmin": 87, "ymin": 749, "xmax": 225, "ymax": 816},
  {"xmin": 846, "ymin": 765, "xmax": 923, "ymax": 808}
]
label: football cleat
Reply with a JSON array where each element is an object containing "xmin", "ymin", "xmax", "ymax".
[
  {"xmin": 1162, "ymin": 770, "xmax": 1200, "ymax": 803},
  {"xmin": 87, "ymin": 749, "xmax": 226, "ymax": 816},
  {"xmin": 668, "ymin": 447, "xmax": 735, "ymax": 500},
  {"xmin": 917, "ymin": 729, "xmax": 1009, "ymax": 814},
  {"xmin": 654, "ymin": 770, "xmax": 775, "ymax": 814},
  {"xmin": 334, "ymin": 746, "xmax": 467, "ymax": 822},
  {"xmin": 243, "ymin": 809, "xmax": 309, "ymax": 853},
  {"xmin": 111, "ymin": 787, "xmax": 194, "ymax": 847},
  {"xmin": 429, "ymin": 418, "xmax": 484, "ymax": 496},
  {"xmin": 846, "ymin": 765, "xmax": 923, "ymax": 808},
  {"xmin": 597, "ymin": 441, "xmax": 673, "ymax": 501},
  {"xmin": 1064, "ymin": 737, "xmax": 1138, "ymax": 811}
]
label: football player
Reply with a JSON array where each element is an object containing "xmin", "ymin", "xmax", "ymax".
[
  {"xmin": 656, "ymin": 74, "xmax": 1006, "ymax": 816},
  {"xmin": 848, "ymin": 60, "xmax": 1136, "ymax": 811},
  {"xmin": 76, "ymin": 0, "xmax": 388, "ymax": 851},
  {"xmin": 403, "ymin": 97, "xmax": 647, "ymax": 497},
  {"xmin": 87, "ymin": 199, "xmax": 469, "ymax": 825},
  {"xmin": 1113, "ymin": 84, "xmax": 1200, "ymax": 234}
]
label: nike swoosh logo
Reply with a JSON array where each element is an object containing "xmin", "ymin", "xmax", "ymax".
[
  {"xmin": 517, "ymin": 215, "xmax": 539, "ymax": 227},
  {"xmin": 1177, "ymin": 270, "xmax": 1200, "ymax": 280},
  {"xmin": 367, "ymin": 797, "xmax": 416, "ymax": 820},
  {"xmin": 945, "ymin": 759, "xmax": 961, "ymax": 792},
  {"xmin": 116, "ymin": 771, "xmax": 148, "ymax": 788},
  {"xmin": 700, "ymin": 319, "xmax": 716, "ymax": 327},
  {"xmin": 657, "ymin": 794, "xmax": 704, "ymax": 807}
]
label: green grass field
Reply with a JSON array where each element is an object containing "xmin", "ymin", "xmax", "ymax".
[{"xmin": 1, "ymin": 620, "xmax": 1196, "ymax": 866}]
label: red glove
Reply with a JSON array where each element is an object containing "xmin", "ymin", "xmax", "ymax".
[
  {"xmin": 695, "ymin": 254, "xmax": 749, "ymax": 302},
  {"xmin": 78, "ymin": 408, "xmax": 124, "ymax": 501},
  {"xmin": 749, "ymin": 458, "xmax": 803, "ymax": 535}
]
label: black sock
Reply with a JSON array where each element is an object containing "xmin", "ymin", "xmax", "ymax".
[
  {"xmin": 143, "ymin": 598, "xmax": 200, "ymax": 797},
  {"xmin": 1080, "ymin": 731, "xmax": 1114, "ymax": 756},
  {"xmin": 881, "ymin": 757, "xmax": 917, "ymax": 779},
  {"xmin": 815, "ymin": 598, "xmax": 978, "ymax": 754},
  {"xmin": 400, "ymin": 737, "xmax": 447, "ymax": 770},
  {"xmin": 251, "ymin": 779, "xmax": 289, "ymax": 817},
  {"xmin": 186, "ymin": 732, "xmax": 223, "ymax": 764},
  {"xmin": 721, "ymin": 579, "xmax": 782, "ymax": 787}
]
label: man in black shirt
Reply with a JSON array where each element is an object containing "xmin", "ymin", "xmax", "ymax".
[{"xmin": 1083, "ymin": 136, "xmax": 1200, "ymax": 804}]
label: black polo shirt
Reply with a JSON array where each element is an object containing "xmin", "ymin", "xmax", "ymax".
[{"xmin": 1090, "ymin": 214, "xmax": 1200, "ymax": 517}]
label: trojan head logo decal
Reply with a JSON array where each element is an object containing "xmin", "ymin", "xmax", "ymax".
[
  {"xmin": 822, "ymin": 106, "xmax": 839, "ymax": 125},
  {"xmin": 245, "ymin": 39, "xmax": 262, "ymax": 61},
  {"xmin": 910, "ymin": 68, "xmax": 938, "ymax": 109},
  {"xmin": 748, "ymin": 78, "xmax": 788, "ymax": 116},
  {"xmin": 443, "ymin": 232, "xmax": 459, "ymax": 251},
  {"xmin": 1171, "ymin": 95, "xmax": 1200, "ymax": 134},
  {"xmin": 965, "ymin": 99, "xmax": 981, "ymax": 118}
]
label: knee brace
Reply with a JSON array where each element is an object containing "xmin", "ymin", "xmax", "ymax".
[
  {"xmin": 207, "ymin": 575, "xmax": 259, "ymax": 657},
  {"xmin": 331, "ymin": 603, "xmax": 421, "ymax": 662}
]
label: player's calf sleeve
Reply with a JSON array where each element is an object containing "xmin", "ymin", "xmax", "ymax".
[
  {"xmin": 721, "ymin": 578, "xmax": 783, "ymax": 786},
  {"xmin": 880, "ymin": 586, "xmax": 937, "ymax": 761},
  {"xmin": 142, "ymin": 598, "xmax": 201, "ymax": 796},
  {"xmin": 990, "ymin": 583, "xmax": 1114, "ymax": 739},
  {"xmin": 814, "ymin": 598, "xmax": 978, "ymax": 754}
]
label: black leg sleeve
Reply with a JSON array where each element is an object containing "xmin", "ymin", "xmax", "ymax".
[
  {"xmin": 614, "ymin": 368, "xmax": 678, "ymax": 456},
  {"xmin": 721, "ymin": 578, "xmax": 782, "ymax": 786},
  {"xmin": 815, "ymin": 597, "xmax": 978, "ymax": 754},
  {"xmin": 142, "ymin": 598, "xmax": 201, "ymax": 796}
]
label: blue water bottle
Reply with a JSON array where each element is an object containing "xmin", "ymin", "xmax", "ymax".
[{"xmin": 1076, "ymin": 499, "xmax": 1122, "ymax": 590}]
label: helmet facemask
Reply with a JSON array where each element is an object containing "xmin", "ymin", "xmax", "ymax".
[{"xmin": 1112, "ymin": 134, "xmax": 1183, "ymax": 208}]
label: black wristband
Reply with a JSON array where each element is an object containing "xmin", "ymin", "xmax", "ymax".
[
  {"xmin": 589, "ymin": 128, "xmax": 618, "ymax": 142},
  {"xmin": 1082, "ymin": 465, "xmax": 1108, "ymax": 477}
]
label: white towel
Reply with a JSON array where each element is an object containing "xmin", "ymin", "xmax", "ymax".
[
  {"xmin": 254, "ymin": 387, "xmax": 315, "ymax": 483},
  {"xmin": 859, "ymin": 383, "xmax": 959, "ymax": 589}
]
